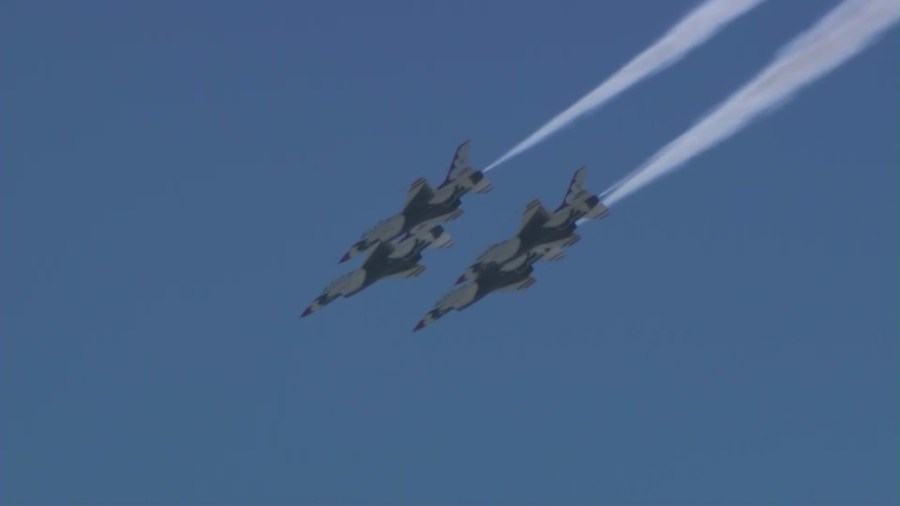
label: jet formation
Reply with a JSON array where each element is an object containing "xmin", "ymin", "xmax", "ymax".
[{"xmin": 300, "ymin": 142, "xmax": 609, "ymax": 330}]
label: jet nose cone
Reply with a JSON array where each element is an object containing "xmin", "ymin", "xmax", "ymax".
[
  {"xmin": 455, "ymin": 274, "xmax": 468, "ymax": 285},
  {"xmin": 339, "ymin": 251, "xmax": 352, "ymax": 263},
  {"xmin": 301, "ymin": 306, "xmax": 314, "ymax": 318},
  {"xmin": 413, "ymin": 320, "xmax": 426, "ymax": 332}
]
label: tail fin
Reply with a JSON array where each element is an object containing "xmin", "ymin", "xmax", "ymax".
[
  {"xmin": 558, "ymin": 166, "xmax": 609, "ymax": 220},
  {"xmin": 444, "ymin": 140, "xmax": 472, "ymax": 183},
  {"xmin": 561, "ymin": 166, "xmax": 589, "ymax": 207},
  {"xmin": 439, "ymin": 140, "xmax": 492, "ymax": 195}
]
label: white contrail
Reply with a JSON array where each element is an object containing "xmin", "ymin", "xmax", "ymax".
[
  {"xmin": 600, "ymin": 0, "xmax": 899, "ymax": 207},
  {"xmin": 483, "ymin": 0, "xmax": 766, "ymax": 172}
]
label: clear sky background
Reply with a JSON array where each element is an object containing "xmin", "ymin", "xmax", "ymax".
[{"xmin": 2, "ymin": 0, "xmax": 896, "ymax": 504}]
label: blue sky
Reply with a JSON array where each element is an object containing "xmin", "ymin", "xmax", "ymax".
[{"xmin": 2, "ymin": 0, "xmax": 896, "ymax": 504}]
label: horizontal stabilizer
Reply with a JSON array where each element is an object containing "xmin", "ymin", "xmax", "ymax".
[
  {"xmin": 469, "ymin": 169, "xmax": 492, "ymax": 194},
  {"xmin": 473, "ymin": 179, "xmax": 492, "ymax": 193},
  {"xmin": 583, "ymin": 199, "xmax": 609, "ymax": 220}
]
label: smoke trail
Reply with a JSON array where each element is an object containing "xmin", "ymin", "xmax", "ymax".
[
  {"xmin": 601, "ymin": 0, "xmax": 899, "ymax": 207},
  {"xmin": 483, "ymin": 0, "xmax": 766, "ymax": 172}
]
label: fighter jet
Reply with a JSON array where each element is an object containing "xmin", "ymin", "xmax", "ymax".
[
  {"xmin": 302, "ymin": 225, "xmax": 453, "ymax": 317},
  {"xmin": 413, "ymin": 261, "xmax": 538, "ymax": 331},
  {"xmin": 456, "ymin": 166, "xmax": 608, "ymax": 284},
  {"xmin": 340, "ymin": 141, "xmax": 492, "ymax": 263}
]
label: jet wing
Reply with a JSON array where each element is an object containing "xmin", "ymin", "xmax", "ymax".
[
  {"xmin": 539, "ymin": 245, "xmax": 566, "ymax": 262},
  {"xmin": 490, "ymin": 270, "xmax": 537, "ymax": 293},
  {"xmin": 534, "ymin": 235, "xmax": 580, "ymax": 262},
  {"xmin": 532, "ymin": 233, "xmax": 581, "ymax": 262},
  {"xmin": 389, "ymin": 225, "xmax": 453, "ymax": 259},
  {"xmin": 519, "ymin": 198, "xmax": 551, "ymax": 233},
  {"xmin": 513, "ymin": 276, "xmax": 537, "ymax": 291},
  {"xmin": 405, "ymin": 177, "xmax": 436, "ymax": 209},
  {"xmin": 381, "ymin": 263, "xmax": 427, "ymax": 280}
]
